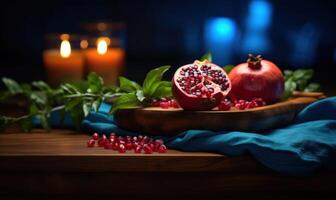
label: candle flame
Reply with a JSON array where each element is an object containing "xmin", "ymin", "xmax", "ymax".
[
  {"xmin": 97, "ymin": 39, "xmax": 108, "ymax": 55},
  {"xmin": 60, "ymin": 40, "xmax": 71, "ymax": 58}
]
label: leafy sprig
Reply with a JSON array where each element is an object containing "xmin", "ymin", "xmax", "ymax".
[
  {"xmin": 282, "ymin": 69, "xmax": 320, "ymax": 99},
  {"xmin": 0, "ymin": 66, "xmax": 173, "ymax": 132}
]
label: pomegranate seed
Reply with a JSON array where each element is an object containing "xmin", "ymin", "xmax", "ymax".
[
  {"xmin": 160, "ymin": 101, "xmax": 169, "ymax": 109},
  {"xmin": 92, "ymin": 133, "xmax": 99, "ymax": 140},
  {"xmin": 98, "ymin": 138, "xmax": 106, "ymax": 147},
  {"xmin": 170, "ymin": 100, "xmax": 179, "ymax": 108},
  {"xmin": 133, "ymin": 142, "xmax": 139, "ymax": 149},
  {"xmin": 143, "ymin": 144, "xmax": 153, "ymax": 154},
  {"xmin": 132, "ymin": 136, "xmax": 138, "ymax": 142},
  {"xmin": 151, "ymin": 99, "xmax": 160, "ymax": 106},
  {"xmin": 87, "ymin": 139, "xmax": 95, "ymax": 147},
  {"xmin": 218, "ymin": 100, "xmax": 231, "ymax": 111},
  {"xmin": 134, "ymin": 145, "xmax": 142, "ymax": 153},
  {"xmin": 118, "ymin": 144, "xmax": 126, "ymax": 153},
  {"xmin": 104, "ymin": 142, "xmax": 113, "ymax": 149},
  {"xmin": 235, "ymin": 103, "xmax": 246, "ymax": 110},
  {"xmin": 125, "ymin": 142, "xmax": 133, "ymax": 150},
  {"xmin": 112, "ymin": 142, "xmax": 119, "ymax": 150},
  {"xmin": 158, "ymin": 145, "xmax": 167, "ymax": 153}
]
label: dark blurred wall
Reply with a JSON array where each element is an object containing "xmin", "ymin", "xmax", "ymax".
[{"xmin": 0, "ymin": 0, "xmax": 335, "ymax": 87}]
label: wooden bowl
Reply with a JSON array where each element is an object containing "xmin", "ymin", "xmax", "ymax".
[{"xmin": 114, "ymin": 92, "xmax": 325, "ymax": 135}]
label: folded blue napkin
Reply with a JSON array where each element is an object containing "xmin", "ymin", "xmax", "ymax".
[{"xmin": 80, "ymin": 97, "xmax": 336, "ymax": 175}]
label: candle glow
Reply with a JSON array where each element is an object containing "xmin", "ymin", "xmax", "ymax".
[
  {"xmin": 97, "ymin": 39, "xmax": 108, "ymax": 55},
  {"xmin": 60, "ymin": 40, "xmax": 71, "ymax": 58}
]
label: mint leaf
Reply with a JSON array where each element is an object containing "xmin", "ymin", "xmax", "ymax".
[
  {"xmin": 111, "ymin": 93, "xmax": 141, "ymax": 112},
  {"xmin": 87, "ymin": 72, "xmax": 104, "ymax": 93},
  {"xmin": 143, "ymin": 65, "xmax": 170, "ymax": 96},
  {"xmin": 2, "ymin": 78, "xmax": 22, "ymax": 94},
  {"xmin": 223, "ymin": 65, "xmax": 235, "ymax": 74},
  {"xmin": 119, "ymin": 76, "xmax": 142, "ymax": 92},
  {"xmin": 200, "ymin": 51, "xmax": 212, "ymax": 62}
]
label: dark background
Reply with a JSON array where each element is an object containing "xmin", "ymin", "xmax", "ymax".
[{"xmin": 0, "ymin": 0, "xmax": 335, "ymax": 91}]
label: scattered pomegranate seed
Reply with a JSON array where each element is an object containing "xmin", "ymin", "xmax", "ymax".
[
  {"xmin": 134, "ymin": 145, "xmax": 142, "ymax": 153},
  {"xmin": 92, "ymin": 133, "xmax": 99, "ymax": 140},
  {"xmin": 87, "ymin": 139, "xmax": 95, "ymax": 147},
  {"xmin": 160, "ymin": 101, "xmax": 170, "ymax": 109},
  {"xmin": 98, "ymin": 136, "xmax": 106, "ymax": 147},
  {"xmin": 158, "ymin": 145, "xmax": 167, "ymax": 153},
  {"xmin": 125, "ymin": 142, "xmax": 133, "ymax": 150},
  {"xmin": 118, "ymin": 144, "xmax": 126, "ymax": 153},
  {"xmin": 218, "ymin": 99, "xmax": 231, "ymax": 111},
  {"xmin": 112, "ymin": 142, "xmax": 119, "ymax": 150},
  {"xmin": 87, "ymin": 133, "xmax": 167, "ymax": 154},
  {"xmin": 143, "ymin": 144, "xmax": 153, "ymax": 154}
]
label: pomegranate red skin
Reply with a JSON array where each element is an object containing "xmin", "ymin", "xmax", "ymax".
[
  {"xmin": 229, "ymin": 57, "xmax": 284, "ymax": 104},
  {"xmin": 172, "ymin": 60, "xmax": 231, "ymax": 110}
]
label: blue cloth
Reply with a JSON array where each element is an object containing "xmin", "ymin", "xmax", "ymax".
[{"xmin": 81, "ymin": 97, "xmax": 336, "ymax": 175}]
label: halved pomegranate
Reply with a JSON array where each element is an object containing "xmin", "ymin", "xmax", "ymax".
[{"xmin": 172, "ymin": 60, "xmax": 231, "ymax": 110}]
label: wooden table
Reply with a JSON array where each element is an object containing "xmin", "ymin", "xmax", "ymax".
[{"xmin": 0, "ymin": 130, "xmax": 335, "ymax": 200}]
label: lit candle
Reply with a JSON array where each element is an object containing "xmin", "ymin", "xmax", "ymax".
[
  {"xmin": 85, "ymin": 37, "xmax": 125, "ymax": 85},
  {"xmin": 43, "ymin": 34, "xmax": 84, "ymax": 86}
]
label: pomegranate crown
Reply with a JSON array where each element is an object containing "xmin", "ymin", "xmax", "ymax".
[{"xmin": 247, "ymin": 54, "xmax": 262, "ymax": 69}]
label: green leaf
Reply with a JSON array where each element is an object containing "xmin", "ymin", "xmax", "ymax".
[
  {"xmin": 152, "ymin": 86, "xmax": 172, "ymax": 98},
  {"xmin": 200, "ymin": 51, "xmax": 212, "ymax": 62},
  {"xmin": 92, "ymin": 99, "xmax": 102, "ymax": 112},
  {"xmin": 65, "ymin": 98, "xmax": 82, "ymax": 111},
  {"xmin": 32, "ymin": 81, "xmax": 52, "ymax": 92},
  {"xmin": 83, "ymin": 101, "xmax": 92, "ymax": 117},
  {"xmin": 293, "ymin": 69, "xmax": 313, "ymax": 81},
  {"xmin": 30, "ymin": 92, "xmax": 48, "ymax": 106},
  {"xmin": 2, "ymin": 78, "xmax": 22, "ymax": 94},
  {"xmin": 142, "ymin": 65, "xmax": 170, "ymax": 96},
  {"xmin": 223, "ymin": 65, "xmax": 235, "ymax": 74},
  {"xmin": 282, "ymin": 78, "xmax": 297, "ymax": 100},
  {"xmin": 61, "ymin": 83, "xmax": 80, "ymax": 94},
  {"xmin": 87, "ymin": 72, "xmax": 104, "ymax": 93},
  {"xmin": 119, "ymin": 76, "xmax": 142, "ymax": 92},
  {"xmin": 297, "ymin": 79, "xmax": 308, "ymax": 91},
  {"xmin": 136, "ymin": 90, "xmax": 145, "ymax": 102},
  {"xmin": 147, "ymin": 81, "xmax": 171, "ymax": 97},
  {"xmin": 304, "ymin": 83, "xmax": 320, "ymax": 92},
  {"xmin": 111, "ymin": 93, "xmax": 141, "ymax": 112}
]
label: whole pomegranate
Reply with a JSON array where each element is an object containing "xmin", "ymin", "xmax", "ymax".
[
  {"xmin": 228, "ymin": 54, "xmax": 284, "ymax": 104},
  {"xmin": 172, "ymin": 60, "xmax": 231, "ymax": 110}
]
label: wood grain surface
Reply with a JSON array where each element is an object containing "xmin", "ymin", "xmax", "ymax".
[
  {"xmin": 0, "ymin": 130, "xmax": 335, "ymax": 199},
  {"xmin": 115, "ymin": 94, "xmax": 325, "ymax": 135}
]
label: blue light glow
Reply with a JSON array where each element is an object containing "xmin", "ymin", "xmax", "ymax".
[
  {"xmin": 247, "ymin": 0, "xmax": 272, "ymax": 30},
  {"xmin": 241, "ymin": 0, "xmax": 272, "ymax": 54},
  {"xmin": 290, "ymin": 23, "xmax": 319, "ymax": 67},
  {"xmin": 204, "ymin": 17, "xmax": 237, "ymax": 65}
]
